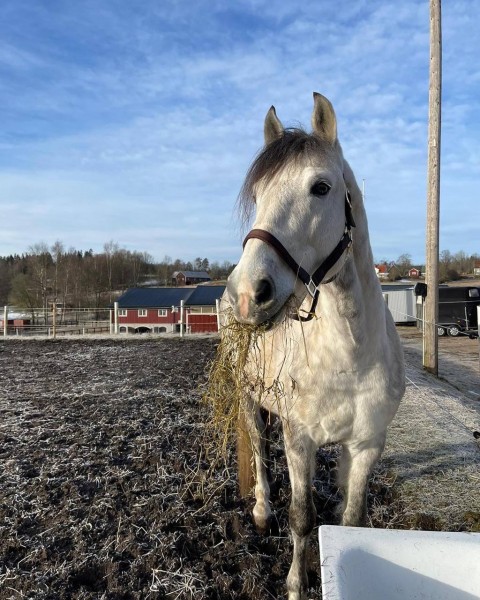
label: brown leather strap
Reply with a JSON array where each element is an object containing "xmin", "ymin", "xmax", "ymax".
[
  {"xmin": 243, "ymin": 229, "xmax": 311, "ymax": 286},
  {"xmin": 242, "ymin": 186, "xmax": 355, "ymax": 320},
  {"xmin": 243, "ymin": 227, "xmax": 352, "ymax": 294}
]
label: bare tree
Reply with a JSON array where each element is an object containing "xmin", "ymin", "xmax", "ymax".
[
  {"xmin": 8, "ymin": 273, "xmax": 37, "ymax": 321},
  {"xmin": 395, "ymin": 253, "xmax": 413, "ymax": 277},
  {"xmin": 104, "ymin": 240, "xmax": 120, "ymax": 300},
  {"xmin": 157, "ymin": 255, "xmax": 173, "ymax": 286},
  {"xmin": 27, "ymin": 242, "xmax": 53, "ymax": 316}
]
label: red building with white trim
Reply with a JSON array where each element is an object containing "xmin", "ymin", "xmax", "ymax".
[{"xmin": 113, "ymin": 286, "xmax": 225, "ymax": 334}]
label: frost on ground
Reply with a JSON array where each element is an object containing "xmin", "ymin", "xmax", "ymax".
[
  {"xmin": 0, "ymin": 337, "xmax": 478, "ymax": 599},
  {"xmin": 379, "ymin": 346, "xmax": 480, "ymax": 532}
]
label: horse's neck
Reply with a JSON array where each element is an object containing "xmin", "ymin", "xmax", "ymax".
[
  {"xmin": 309, "ymin": 202, "xmax": 386, "ymax": 362},
  {"xmin": 330, "ymin": 159, "xmax": 385, "ymax": 335}
]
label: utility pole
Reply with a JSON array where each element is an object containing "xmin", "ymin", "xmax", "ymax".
[{"xmin": 423, "ymin": 0, "xmax": 442, "ymax": 375}]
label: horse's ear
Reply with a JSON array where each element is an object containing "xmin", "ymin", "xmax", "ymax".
[
  {"xmin": 311, "ymin": 92, "xmax": 337, "ymax": 144},
  {"xmin": 264, "ymin": 106, "xmax": 283, "ymax": 145}
]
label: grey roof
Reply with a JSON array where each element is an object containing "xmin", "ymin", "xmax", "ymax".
[
  {"xmin": 185, "ymin": 285, "xmax": 226, "ymax": 306},
  {"xmin": 173, "ymin": 271, "xmax": 211, "ymax": 279},
  {"xmin": 116, "ymin": 288, "xmax": 192, "ymax": 308},
  {"xmin": 115, "ymin": 285, "xmax": 226, "ymax": 308},
  {"xmin": 381, "ymin": 284, "xmax": 414, "ymax": 291}
]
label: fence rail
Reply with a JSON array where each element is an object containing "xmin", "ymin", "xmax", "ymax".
[
  {"xmin": 1, "ymin": 303, "xmax": 221, "ymax": 338},
  {"xmin": 1, "ymin": 305, "xmax": 110, "ymax": 337}
]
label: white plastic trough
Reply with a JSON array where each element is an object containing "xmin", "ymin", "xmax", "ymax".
[{"xmin": 319, "ymin": 525, "xmax": 480, "ymax": 600}]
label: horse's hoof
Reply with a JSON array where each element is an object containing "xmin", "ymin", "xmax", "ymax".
[
  {"xmin": 253, "ymin": 513, "xmax": 272, "ymax": 534},
  {"xmin": 286, "ymin": 587, "xmax": 308, "ymax": 600}
]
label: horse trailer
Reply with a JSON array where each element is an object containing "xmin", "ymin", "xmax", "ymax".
[{"xmin": 414, "ymin": 284, "xmax": 480, "ymax": 337}]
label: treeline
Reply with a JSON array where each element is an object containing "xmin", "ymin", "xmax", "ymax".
[
  {"xmin": 377, "ymin": 250, "xmax": 479, "ymax": 283},
  {"xmin": 2, "ymin": 241, "xmax": 475, "ymax": 310},
  {"xmin": 0, "ymin": 241, "xmax": 236, "ymax": 309},
  {"xmin": 156, "ymin": 255, "xmax": 235, "ymax": 286},
  {"xmin": 436, "ymin": 250, "xmax": 479, "ymax": 283}
]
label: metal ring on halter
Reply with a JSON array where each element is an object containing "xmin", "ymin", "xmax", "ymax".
[{"xmin": 305, "ymin": 279, "xmax": 317, "ymax": 299}]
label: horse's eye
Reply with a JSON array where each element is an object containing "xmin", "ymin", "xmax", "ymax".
[{"xmin": 311, "ymin": 181, "xmax": 331, "ymax": 196}]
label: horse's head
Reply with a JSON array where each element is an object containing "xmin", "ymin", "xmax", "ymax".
[{"xmin": 227, "ymin": 93, "xmax": 353, "ymax": 327}]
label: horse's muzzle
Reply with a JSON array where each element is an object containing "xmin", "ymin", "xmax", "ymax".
[{"xmin": 227, "ymin": 274, "xmax": 281, "ymax": 325}]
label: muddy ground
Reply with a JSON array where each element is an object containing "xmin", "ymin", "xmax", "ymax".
[{"xmin": 0, "ymin": 335, "xmax": 478, "ymax": 599}]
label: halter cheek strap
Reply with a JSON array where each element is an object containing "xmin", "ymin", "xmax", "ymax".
[{"xmin": 242, "ymin": 187, "xmax": 355, "ymax": 322}]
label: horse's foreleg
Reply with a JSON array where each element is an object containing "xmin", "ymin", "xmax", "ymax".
[
  {"xmin": 237, "ymin": 404, "xmax": 272, "ymax": 532},
  {"xmin": 284, "ymin": 429, "xmax": 316, "ymax": 600},
  {"xmin": 237, "ymin": 407, "xmax": 255, "ymax": 497},
  {"xmin": 338, "ymin": 437, "xmax": 385, "ymax": 526}
]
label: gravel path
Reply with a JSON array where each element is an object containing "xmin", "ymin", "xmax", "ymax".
[{"xmin": 397, "ymin": 326, "xmax": 479, "ymax": 399}]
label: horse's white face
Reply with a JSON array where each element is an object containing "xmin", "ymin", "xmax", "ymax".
[{"xmin": 227, "ymin": 94, "xmax": 347, "ymax": 326}]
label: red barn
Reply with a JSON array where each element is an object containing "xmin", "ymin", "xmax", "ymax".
[
  {"xmin": 0, "ymin": 312, "xmax": 31, "ymax": 333},
  {"xmin": 408, "ymin": 267, "xmax": 421, "ymax": 279},
  {"xmin": 172, "ymin": 271, "xmax": 211, "ymax": 286},
  {"xmin": 113, "ymin": 285, "xmax": 225, "ymax": 334}
]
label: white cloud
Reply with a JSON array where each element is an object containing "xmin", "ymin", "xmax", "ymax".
[{"xmin": 0, "ymin": 0, "xmax": 479, "ymax": 265}]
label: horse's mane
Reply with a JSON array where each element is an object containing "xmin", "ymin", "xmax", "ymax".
[{"xmin": 237, "ymin": 128, "xmax": 326, "ymax": 227}]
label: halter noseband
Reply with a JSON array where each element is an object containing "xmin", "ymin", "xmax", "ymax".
[{"xmin": 242, "ymin": 186, "xmax": 356, "ymax": 322}]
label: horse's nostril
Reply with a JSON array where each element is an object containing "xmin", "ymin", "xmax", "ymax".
[{"xmin": 255, "ymin": 278, "xmax": 274, "ymax": 305}]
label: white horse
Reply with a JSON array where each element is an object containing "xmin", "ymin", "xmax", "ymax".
[{"xmin": 225, "ymin": 93, "xmax": 405, "ymax": 599}]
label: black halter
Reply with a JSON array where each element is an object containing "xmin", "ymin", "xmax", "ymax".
[{"xmin": 242, "ymin": 187, "xmax": 356, "ymax": 322}]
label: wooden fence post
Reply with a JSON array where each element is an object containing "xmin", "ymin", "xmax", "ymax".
[
  {"xmin": 215, "ymin": 298, "xmax": 221, "ymax": 332},
  {"xmin": 114, "ymin": 302, "xmax": 119, "ymax": 334},
  {"xmin": 52, "ymin": 303, "xmax": 57, "ymax": 339},
  {"xmin": 180, "ymin": 300, "xmax": 184, "ymax": 338}
]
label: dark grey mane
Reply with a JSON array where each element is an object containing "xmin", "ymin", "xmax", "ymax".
[{"xmin": 237, "ymin": 128, "xmax": 325, "ymax": 226}]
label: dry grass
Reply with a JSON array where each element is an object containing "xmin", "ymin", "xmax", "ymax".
[
  {"xmin": 202, "ymin": 308, "xmax": 270, "ymax": 456},
  {"xmin": 203, "ymin": 298, "xmax": 307, "ymax": 458}
]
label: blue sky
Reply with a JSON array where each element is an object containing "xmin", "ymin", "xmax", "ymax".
[{"xmin": 1, "ymin": 0, "xmax": 478, "ymax": 265}]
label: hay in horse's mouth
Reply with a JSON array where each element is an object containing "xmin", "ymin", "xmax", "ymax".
[
  {"xmin": 203, "ymin": 318, "xmax": 248, "ymax": 453},
  {"xmin": 262, "ymin": 308, "xmax": 285, "ymax": 331},
  {"xmin": 261, "ymin": 294, "xmax": 299, "ymax": 331},
  {"xmin": 203, "ymin": 299, "xmax": 298, "ymax": 457},
  {"xmin": 203, "ymin": 308, "xmax": 275, "ymax": 456}
]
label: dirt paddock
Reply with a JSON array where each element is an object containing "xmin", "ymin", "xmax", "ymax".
[{"xmin": 0, "ymin": 334, "xmax": 478, "ymax": 599}]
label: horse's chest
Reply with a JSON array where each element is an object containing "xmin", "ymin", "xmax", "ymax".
[
  {"xmin": 261, "ymin": 352, "xmax": 390, "ymax": 445},
  {"xmin": 292, "ymin": 370, "xmax": 359, "ymax": 441},
  {"xmin": 258, "ymin": 361, "xmax": 354, "ymax": 433}
]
